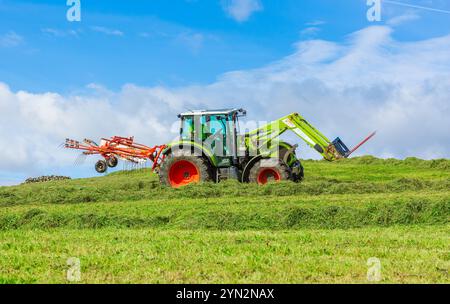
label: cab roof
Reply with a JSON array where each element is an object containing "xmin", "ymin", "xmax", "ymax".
[{"xmin": 178, "ymin": 108, "xmax": 246, "ymax": 117}]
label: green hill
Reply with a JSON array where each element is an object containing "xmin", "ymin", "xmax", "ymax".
[{"xmin": 0, "ymin": 157, "xmax": 449, "ymax": 283}]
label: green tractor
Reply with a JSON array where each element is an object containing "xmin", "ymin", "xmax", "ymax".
[{"xmin": 158, "ymin": 108, "xmax": 375, "ymax": 187}]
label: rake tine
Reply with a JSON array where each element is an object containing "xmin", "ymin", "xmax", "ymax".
[{"xmin": 64, "ymin": 135, "xmax": 167, "ymax": 174}]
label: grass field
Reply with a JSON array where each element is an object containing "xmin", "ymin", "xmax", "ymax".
[{"xmin": 0, "ymin": 156, "xmax": 448, "ymax": 283}]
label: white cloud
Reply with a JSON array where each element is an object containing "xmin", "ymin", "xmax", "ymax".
[
  {"xmin": 0, "ymin": 31, "xmax": 23, "ymax": 47},
  {"xmin": 301, "ymin": 21, "xmax": 326, "ymax": 38},
  {"xmin": 222, "ymin": 0, "xmax": 263, "ymax": 22},
  {"xmin": 300, "ymin": 27, "xmax": 321, "ymax": 37},
  {"xmin": 139, "ymin": 27, "xmax": 216, "ymax": 53},
  {"xmin": 175, "ymin": 32, "xmax": 205, "ymax": 53},
  {"xmin": 91, "ymin": 26, "xmax": 124, "ymax": 36},
  {"xmin": 41, "ymin": 28, "xmax": 80, "ymax": 37},
  {"xmin": 1, "ymin": 26, "xmax": 450, "ymax": 182},
  {"xmin": 387, "ymin": 11, "xmax": 420, "ymax": 26},
  {"xmin": 305, "ymin": 20, "xmax": 326, "ymax": 26},
  {"xmin": 0, "ymin": 83, "xmax": 185, "ymax": 177}
]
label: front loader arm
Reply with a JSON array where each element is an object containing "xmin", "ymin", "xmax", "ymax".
[
  {"xmin": 247, "ymin": 113, "xmax": 345, "ymax": 161},
  {"xmin": 279, "ymin": 113, "xmax": 341, "ymax": 161}
]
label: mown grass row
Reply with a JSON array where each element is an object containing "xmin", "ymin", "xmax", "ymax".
[
  {"xmin": 0, "ymin": 157, "xmax": 448, "ymax": 230},
  {"xmin": 2, "ymin": 178, "xmax": 450, "ymax": 207},
  {"xmin": 1, "ymin": 158, "xmax": 450, "ymax": 207},
  {"xmin": 333, "ymin": 156, "xmax": 450, "ymax": 169},
  {"xmin": 0, "ymin": 195, "xmax": 447, "ymax": 230}
]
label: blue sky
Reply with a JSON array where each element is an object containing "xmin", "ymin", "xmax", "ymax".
[
  {"xmin": 0, "ymin": 0, "xmax": 450, "ymax": 185},
  {"xmin": 1, "ymin": 0, "xmax": 449, "ymax": 92}
]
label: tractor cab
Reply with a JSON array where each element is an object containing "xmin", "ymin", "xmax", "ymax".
[{"xmin": 178, "ymin": 108, "xmax": 246, "ymax": 163}]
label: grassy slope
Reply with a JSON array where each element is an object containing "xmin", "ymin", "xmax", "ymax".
[{"xmin": 0, "ymin": 156, "xmax": 449, "ymax": 283}]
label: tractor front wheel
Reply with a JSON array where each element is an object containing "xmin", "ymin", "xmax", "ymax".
[
  {"xmin": 249, "ymin": 159, "xmax": 290, "ymax": 185},
  {"xmin": 159, "ymin": 156, "xmax": 212, "ymax": 188}
]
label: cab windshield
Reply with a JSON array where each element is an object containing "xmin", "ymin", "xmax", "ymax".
[{"xmin": 180, "ymin": 115, "xmax": 229, "ymax": 140}]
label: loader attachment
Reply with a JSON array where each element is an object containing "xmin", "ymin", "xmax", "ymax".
[
  {"xmin": 331, "ymin": 137, "xmax": 350, "ymax": 158},
  {"xmin": 329, "ymin": 131, "xmax": 377, "ymax": 159}
]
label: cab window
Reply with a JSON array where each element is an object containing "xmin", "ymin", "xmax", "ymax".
[
  {"xmin": 203, "ymin": 115, "xmax": 227, "ymax": 138},
  {"xmin": 180, "ymin": 116, "xmax": 194, "ymax": 140}
]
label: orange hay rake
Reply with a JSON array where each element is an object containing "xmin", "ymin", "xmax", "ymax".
[{"xmin": 65, "ymin": 136, "xmax": 166, "ymax": 173}]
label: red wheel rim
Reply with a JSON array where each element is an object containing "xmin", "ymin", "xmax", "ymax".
[
  {"xmin": 257, "ymin": 168, "xmax": 281, "ymax": 185},
  {"xmin": 168, "ymin": 160, "xmax": 200, "ymax": 188}
]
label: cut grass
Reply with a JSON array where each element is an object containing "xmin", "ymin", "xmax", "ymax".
[
  {"xmin": 0, "ymin": 193, "xmax": 448, "ymax": 230},
  {"xmin": 0, "ymin": 157, "xmax": 448, "ymax": 283},
  {"xmin": 0, "ymin": 226, "xmax": 448, "ymax": 284},
  {"xmin": 1, "ymin": 157, "xmax": 449, "ymax": 208}
]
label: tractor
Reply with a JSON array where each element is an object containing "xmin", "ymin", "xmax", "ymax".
[
  {"xmin": 65, "ymin": 108, "xmax": 375, "ymax": 187},
  {"xmin": 157, "ymin": 108, "xmax": 375, "ymax": 187}
]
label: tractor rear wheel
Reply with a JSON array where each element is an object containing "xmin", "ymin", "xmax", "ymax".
[
  {"xmin": 249, "ymin": 158, "xmax": 290, "ymax": 185},
  {"xmin": 159, "ymin": 155, "xmax": 212, "ymax": 188}
]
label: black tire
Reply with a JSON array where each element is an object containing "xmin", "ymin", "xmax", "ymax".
[
  {"xmin": 95, "ymin": 160, "xmax": 107, "ymax": 173},
  {"xmin": 106, "ymin": 156, "xmax": 118, "ymax": 168},
  {"xmin": 292, "ymin": 160, "xmax": 304, "ymax": 182},
  {"xmin": 299, "ymin": 162, "xmax": 304, "ymax": 180},
  {"xmin": 279, "ymin": 145, "xmax": 304, "ymax": 182},
  {"xmin": 159, "ymin": 154, "xmax": 213, "ymax": 187},
  {"xmin": 249, "ymin": 158, "xmax": 290, "ymax": 184}
]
